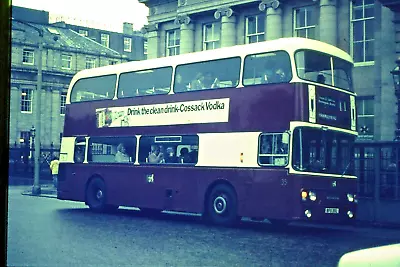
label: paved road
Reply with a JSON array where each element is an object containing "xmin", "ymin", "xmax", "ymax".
[{"xmin": 7, "ymin": 186, "xmax": 400, "ymax": 267}]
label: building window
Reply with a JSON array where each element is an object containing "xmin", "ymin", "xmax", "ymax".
[
  {"xmin": 101, "ymin": 33, "xmax": 110, "ymax": 47},
  {"xmin": 351, "ymin": 0, "xmax": 375, "ymax": 63},
  {"xmin": 144, "ymin": 40, "xmax": 148, "ymax": 57},
  {"xmin": 22, "ymin": 48, "xmax": 34, "ymax": 65},
  {"xmin": 203, "ymin": 23, "xmax": 221, "ymax": 50},
  {"xmin": 85, "ymin": 57, "xmax": 96, "ymax": 69},
  {"xmin": 60, "ymin": 92, "xmax": 67, "ymax": 115},
  {"xmin": 21, "ymin": 88, "xmax": 33, "ymax": 112},
  {"xmin": 61, "ymin": 54, "xmax": 72, "ymax": 69},
  {"xmin": 294, "ymin": 6, "xmax": 316, "ymax": 39},
  {"xmin": 124, "ymin": 37, "xmax": 132, "ymax": 52},
  {"xmin": 245, "ymin": 15, "xmax": 265, "ymax": 44},
  {"xmin": 78, "ymin": 29, "xmax": 88, "ymax": 37},
  {"xmin": 357, "ymin": 97, "xmax": 374, "ymax": 139},
  {"xmin": 166, "ymin": 29, "xmax": 180, "ymax": 56}
]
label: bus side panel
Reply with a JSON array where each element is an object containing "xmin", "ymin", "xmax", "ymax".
[
  {"xmin": 57, "ymin": 164, "xmax": 90, "ymax": 202},
  {"xmin": 239, "ymin": 169, "xmax": 293, "ymax": 219}
]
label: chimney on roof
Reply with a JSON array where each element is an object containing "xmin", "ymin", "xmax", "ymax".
[{"xmin": 123, "ymin": 22, "xmax": 134, "ymax": 35}]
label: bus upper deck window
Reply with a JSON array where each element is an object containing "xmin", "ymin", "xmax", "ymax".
[{"xmin": 243, "ymin": 51, "xmax": 292, "ymax": 86}]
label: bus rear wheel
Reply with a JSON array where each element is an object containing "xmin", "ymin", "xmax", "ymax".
[
  {"xmin": 206, "ymin": 184, "xmax": 238, "ymax": 226},
  {"xmin": 86, "ymin": 178, "xmax": 117, "ymax": 212}
]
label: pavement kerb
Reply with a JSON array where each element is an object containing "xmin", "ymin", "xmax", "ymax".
[{"xmin": 20, "ymin": 184, "xmax": 58, "ymax": 199}]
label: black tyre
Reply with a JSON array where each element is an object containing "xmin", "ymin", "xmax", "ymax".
[
  {"xmin": 86, "ymin": 178, "xmax": 117, "ymax": 212},
  {"xmin": 206, "ymin": 184, "xmax": 238, "ymax": 226}
]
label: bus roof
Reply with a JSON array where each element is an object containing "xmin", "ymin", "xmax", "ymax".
[{"xmin": 69, "ymin": 37, "xmax": 353, "ymax": 84}]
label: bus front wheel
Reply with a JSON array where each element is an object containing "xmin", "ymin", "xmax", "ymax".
[
  {"xmin": 206, "ymin": 184, "xmax": 238, "ymax": 226},
  {"xmin": 86, "ymin": 178, "xmax": 117, "ymax": 212}
]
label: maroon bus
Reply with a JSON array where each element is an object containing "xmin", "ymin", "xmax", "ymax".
[{"xmin": 58, "ymin": 37, "xmax": 358, "ymax": 226}]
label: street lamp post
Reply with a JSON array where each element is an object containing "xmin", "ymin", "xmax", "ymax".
[
  {"xmin": 32, "ymin": 32, "xmax": 43, "ymax": 195},
  {"xmin": 391, "ymin": 58, "xmax": 400, "ymax": 142},
  {"xmin": 29, "ymin": 125, "xmax": 35, "ymax": 160}
]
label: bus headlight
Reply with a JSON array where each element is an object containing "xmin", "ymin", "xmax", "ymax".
[
  {"xmin": 305, "ymin": 209, "xmax": 312, "ymax": 218},
  {"xmin": 347, "ymin": 193, "xmax": 354, "ymax": 202},
  {"xmin": 309, "ymin": 191, "xmax": 317, "ymax": 201},
  {"xmin": 347, "ymin": 211, "xmax": 354, "ymax": 219}
]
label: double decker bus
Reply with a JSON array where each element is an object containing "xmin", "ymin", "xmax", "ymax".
[{"xmin": 58, "ymin": 37, "xmax": 357, "ymax": 226}]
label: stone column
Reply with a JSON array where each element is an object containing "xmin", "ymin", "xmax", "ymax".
[
  {"xmin": 142, "ymin": 24, "xmax": 159, "ymax": 59},
  {"xmin": 259, "ymin": 0, "xmax": 283, "ymax": 41},
  {"xmin": 175, "ymin": 15, "xmax": 194, "ymax": 54},
  {"xmin": 214, "ymin": 7, "xmax": 236, "ymax": 48},
  {"xmin": 51, "ymin": 87, "xmax": 61, "ymax": 147},
  {"xmin": 319, "ymin": 0, "xmax": 337, "ymax": 46},
  {"xmin": 9, "ymin": 86, "xmax": 19, "ymax": 144}
]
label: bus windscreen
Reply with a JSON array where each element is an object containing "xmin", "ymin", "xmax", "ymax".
[
  {"xmin": 292, "ymin": 127, "xmax": 355, "ymax": 176},
  {"xmin": 295, "ymin": 50, "xmax": 353, "ymax": 92}
]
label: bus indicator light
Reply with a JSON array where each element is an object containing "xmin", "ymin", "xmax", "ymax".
[
  {"xmin": 301, "ymin": 190, "xmax": 308, "ymax": 201},
  {"xmin": 240, "ymin": 153, "xmax": 243, "ymax": 163}
]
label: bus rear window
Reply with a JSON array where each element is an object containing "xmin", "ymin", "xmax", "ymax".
[
  {"xmin": 70, "ymin": 75, "xmax": 116, "ymax": 103},
  {"xmin": 174, "ymin": 57, "xmax": 240, "ymax": 92},
  {"xmin": 118, "ymin": 67, "xmax": 172, "ymax": 98}
]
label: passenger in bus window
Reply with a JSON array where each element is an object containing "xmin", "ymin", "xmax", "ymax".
[
  {"xmin": 203, "ymin": 72, "xmax": 220, "ymax": 89},
  {"xmin": 174, "ymin": 73, "xmax": 188, "ymax": 92},
  {"xmin": 165, "ymin": 146, "xmax": 178, "ymax": 163},
  {"xmin": 190, "ymin": 72, "xmax": 205, "ymax": 90},
  {"xmin": 261, "ymin": 69, "xmax": 274, "ymax": 84},
  {"xmin": 74, "ymin": 146, "xmax": 85, "ymax": 163},
  {"xmin": 148, "ymin": 144, "xmax": 164, "ymax": 164},
  {"xmin": 275, "ymin": 68, "xmax": 288, "ymax": 82},
  {"xmin": 115, "ymin": 143, "xmax": 130, "ymax": 163},
  {"xmin": 179, "ymin": 147, "xmax": 191, "ymax": 163},
  {"xmin": 260, "ymin": 135, "xmax": 271, "ymax": 154},
  {"xmin": 317, "ymin": 73, "xmax": 326, "ymax": 84}
]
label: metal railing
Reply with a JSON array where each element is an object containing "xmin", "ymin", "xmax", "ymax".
[
  {"xmin": 8, "ymin": 144, "xmax": 60, "ymax": 180},
  {"xmin": 355, "ymin": 141, "xmax": 400, "ymax": 201}
]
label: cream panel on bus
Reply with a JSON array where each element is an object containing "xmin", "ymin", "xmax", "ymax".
[
  {"xmin": 197, "ymin": 132, "xmax": 261, "ymax": 168},
  {"xmin": 59, "ymin": 137, "xmax": 76, "ymax": 163}
]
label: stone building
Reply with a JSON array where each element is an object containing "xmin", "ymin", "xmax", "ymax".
[
  {"xmin": 139, "ymin": 0, "xmax": 399, "ymax": 141},
  {"xmin": 54, "ymin": 22, "xmax": 147, "ymax": 61},
  {"xmin": 10, "ymin": 19, "xmax": 128, "ymax": 148},
  {"xmin": 12, "ymin": 6, "xmax": 148, "ymax": 61}
]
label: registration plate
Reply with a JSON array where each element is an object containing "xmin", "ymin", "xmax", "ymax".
[{"xmin": 325, "ymin": 208, "xmax": 339, "ymax": 214}]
